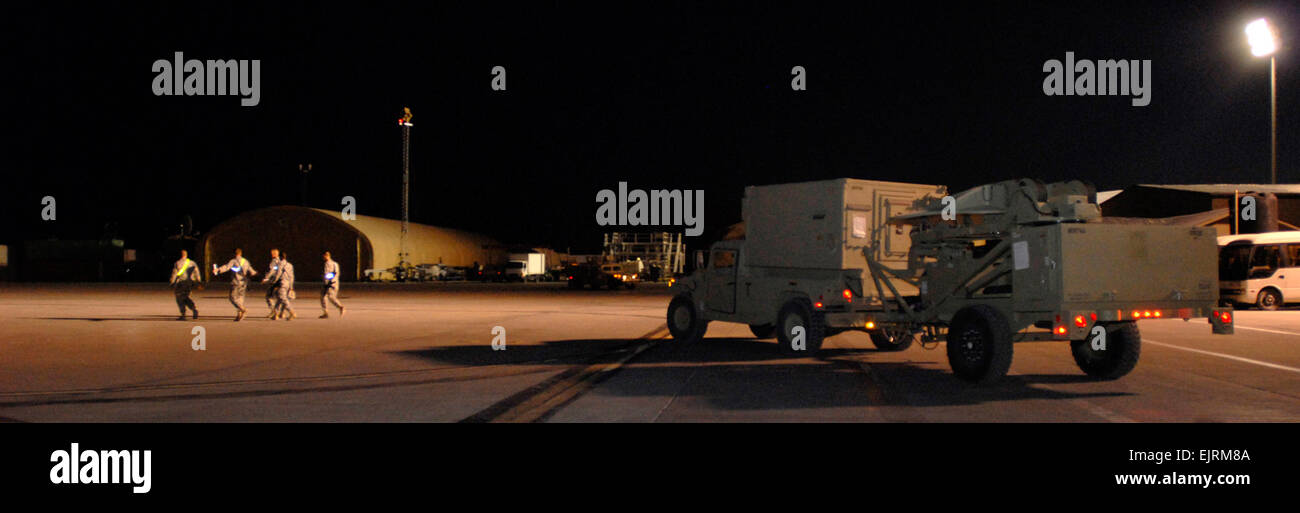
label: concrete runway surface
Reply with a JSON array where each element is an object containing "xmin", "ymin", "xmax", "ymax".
[{"xmin": 1, "ymin": 282, "xmax": 1298, "ymax": 422}]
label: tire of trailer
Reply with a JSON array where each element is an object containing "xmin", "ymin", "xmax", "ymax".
[
  {"xmin": 749, "ymin": 323, "xmax": 776, "ymax": 339},
  {"xmin": 870, "ymin": 329, "xmax": 914, "ymax": 352},
  {"xmin": 776, "ymin": 298, "xmax": 826, "ymax": 354},
  {"xmin": 1257, "ymin": 288, "xmax": 1282, "ymax": 311},
  {"xmin": 1070, "ymin": 321, "xmax": 1141, "ymax": 380},
  {"xmin": 667, "ymin": 295, "xmax": 708, "ymax": 343},
  {"xmin": 945, "ymin": 304, "xmax": 1014, "ymax": 384}
]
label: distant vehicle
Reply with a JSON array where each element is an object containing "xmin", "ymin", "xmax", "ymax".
[
  {"xmin": 414, "ymin": 263, "xmax": 448, "ymax": 281},
  {"xmin": 363, "ymin": 267, "xmax": 395, "ymax": 282},
  {"xmin": 471, "ymin": 263, "xmax": 508, "ymax": 282},
  {"xmin": 601, "ymin": 261, "xmax": 641, "ymax": 289},
  {"xmin": 1218, "ymin": 231, "xmax": 1300, "ymax": 310},
  {"xmin": 505, "ymin": 252, "xmax": 547, "ymax": 282},
  {"xmin": 364, "ymin": 263, "xmax": 449, "ymax": 282},
  {"xmin": 443, "ymin": 266, "xmax": 468, "ymax": 281},
  {"xmin": 565, "ymin": 261, "xmax": 639, "ymax": 289},
  {"xmin": 546, "ymin": 268, "xmax": 569, "ymax": 282}
]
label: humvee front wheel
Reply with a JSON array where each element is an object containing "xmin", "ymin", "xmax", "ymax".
[
  {"xmin": 945, "ymin": 305, "xmax": 1014, "ymax": 384},
  {"xmin": 1071, "ymin": 321, "xmax": 1140, "ymax": 380},
  {"xmin": 749, "ymin": 324, "xmax": 776, "ymax": 339},
  {"xmin": 667, "ymin": 295, "xmax": 707, "ymax": 343},
  {"xmin": 776, "ymin": 298, "xmax": 825, "ymax": 354}
]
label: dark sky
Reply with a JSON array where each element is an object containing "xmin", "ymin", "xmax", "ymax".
[{"xmin": 4, "ymin": 1, "xmax": 1298, "ymax": 253}]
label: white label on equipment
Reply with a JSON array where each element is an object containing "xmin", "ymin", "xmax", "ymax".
[
  {"xmin": 1013, "ymin": 241, "xmax": 1030, "ymax": 270},
  {"xmin": 852, "ymin": 213, "xmax": 868, "ymax": 239}
]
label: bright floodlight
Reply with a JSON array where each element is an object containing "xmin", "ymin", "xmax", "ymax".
[{"xmin": 1247, "ymin": 18, "xmax": 1278, "ymax": 57}]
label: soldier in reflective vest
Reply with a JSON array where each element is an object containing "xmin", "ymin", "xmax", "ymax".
[
  {"xmin": 319, "ymin": 251, "xmax": 346, "ymax": 318},
  {"xmin": 261, "ymin": 248, "xmax": 282, "ymax": 319},
  {"xmin": 170, "ymin": 249, "xmax": 201, "ymax": 320},
  {"xmin": 213, "ymin": 248, "xmax": 258, "ymax": 321}
]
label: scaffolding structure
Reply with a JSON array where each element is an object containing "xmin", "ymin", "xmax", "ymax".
[{"xmin": 601, "ymin": 232, "xmax": 685, "ymax": 281}]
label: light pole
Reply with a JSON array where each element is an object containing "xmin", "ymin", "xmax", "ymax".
[
  {"xmin": 1247, "ymin": 18, "xmax": 1280, "ymax": 183},
  {"xmin": 397, "ymin": 108, "xmax": 413, "ymax": 271}
]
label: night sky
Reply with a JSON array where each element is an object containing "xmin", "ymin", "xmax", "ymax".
[{"xmin": 5, "ymin": 1, "xmax": 1298, "ymax": 254}]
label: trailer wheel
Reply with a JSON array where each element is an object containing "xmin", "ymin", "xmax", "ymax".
[
  {"xmin": 776, "ymin": 298, "xmax": 825, "ymax": 354},
  {"xmin": 1256, "ymin": 288, "xmax": 1281, "ymax": 310},
  {"xmin": 870, "ymin": 329, "xmax": 914, "ymax": 352},
  {"xmin": 667, "ymin": 295, "xmax": 708, "ymax": 343},
  {"xmin": 749, "ymin": 324, "xmax": 776, "ymax": 339},
  {"xmin": 945, "ymin": 305, "xmax": 1014, "ymax": 383},
  {"xmin": 1071, "ymin": 322, "xmax": 1141, "ymax": 380}
]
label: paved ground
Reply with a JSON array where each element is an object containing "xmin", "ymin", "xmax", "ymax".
[{"xmin": 1, "ymin": 282, "xmax": 1298, "ymax": 422}]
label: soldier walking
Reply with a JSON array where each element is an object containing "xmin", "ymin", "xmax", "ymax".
[
  {"xmin": 212, "ymin": 248, "xmax": 258, "ymax": 321},
  {"xmin": 170, "ymin": 249, "xmax": 201, "ymax": 320},
  {"xmin": 261, "ymin": 248, "xmax": 282, "ymax": 319},
  {"xmin": 320, "ymin": 251, "xmax": 346, "ymax": 318},
  {"xmin": 270, "ymin": 252, "xmax": 297, "ymax": 321}
]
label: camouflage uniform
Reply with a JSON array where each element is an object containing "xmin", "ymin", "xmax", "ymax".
[
  {"xmin": 262, "ymin": 257, "xmax": 282, "ymax": 312},
  {"xmin": 214, "ymin": 256, "xmax": 257, "ymax": 317},
  {"xmin": 170, "ymin": 258, "xmax": 201, "ymax": 319},
  {"xmin": 272, "ymin": 260, "xmax": 297, "ymax": 319},
  {"xmin": 320, "ymin": 259, "xmax": 345, "ymax": 317}
]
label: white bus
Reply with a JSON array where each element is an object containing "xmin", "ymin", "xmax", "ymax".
[{"xmin": 1219, "ymin": 231, "xmax": 1300, "ymax": 310}]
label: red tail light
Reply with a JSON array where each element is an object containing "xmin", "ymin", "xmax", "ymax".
[
  {"xmin": 1073, "ymin": 315, "xmax": 1087, "ymax": 328},
  {"xmin": 1221, "ymin": 311, "xmax": 1232, "ymax": 324},
  {"xmin": 1054, "ymin": 325, "xmax": 1068, "ymax": 335},
  {"xmin": 842, "ymin": 288, "xmax": 853, "ymax": 301}
]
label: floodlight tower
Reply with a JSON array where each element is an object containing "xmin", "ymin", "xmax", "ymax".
[{"xmin": 398, "ymin": 107, "xmax": 413, "ymax": 268}]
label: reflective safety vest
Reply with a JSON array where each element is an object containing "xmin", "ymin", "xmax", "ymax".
[
  {"xmin": 176, "ymin": 260, "xmax": 193, "ymax": 277},
  {"xmin": 325, "ymin": 272, "xmax": 336, "ymax": 280},
  {"xmin": 231, "ymin": 257, "xmax": 248, "ymax": 273}
]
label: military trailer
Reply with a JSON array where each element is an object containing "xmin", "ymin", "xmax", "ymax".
[{"xmin": 667, "ymin": 178, "xmax": 1234, "ymax": 383}]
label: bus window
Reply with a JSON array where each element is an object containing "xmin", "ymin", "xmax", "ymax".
[
  {"xmin": 1249, "ymin": 244, "xmax": 1283, "ymax": 279},
  {"xmin": 1220, "ymin": 244, "xmax": 1252, "ymax": 281},
  {"xmin": 1287, "ymin": 244, "xmax": 1300, "ymax": 267}
]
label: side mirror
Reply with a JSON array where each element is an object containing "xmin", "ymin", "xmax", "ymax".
[{"xmin": 694, "ymin": 250, "xmax": 707, "ymax": 270}]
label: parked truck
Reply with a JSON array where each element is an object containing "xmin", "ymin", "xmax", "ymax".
[
  {"xmin": 667, "ymin": 178, "xmax": 1233, "ymax": 383},
  {"xmin": 506, "ymin": 252, "xmax": 547, "ymax": 282}
]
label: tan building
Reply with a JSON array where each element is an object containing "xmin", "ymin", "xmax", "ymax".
[{"xmin": 198, "ymin": 206, "xmax": 505, "ymax": 281}]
